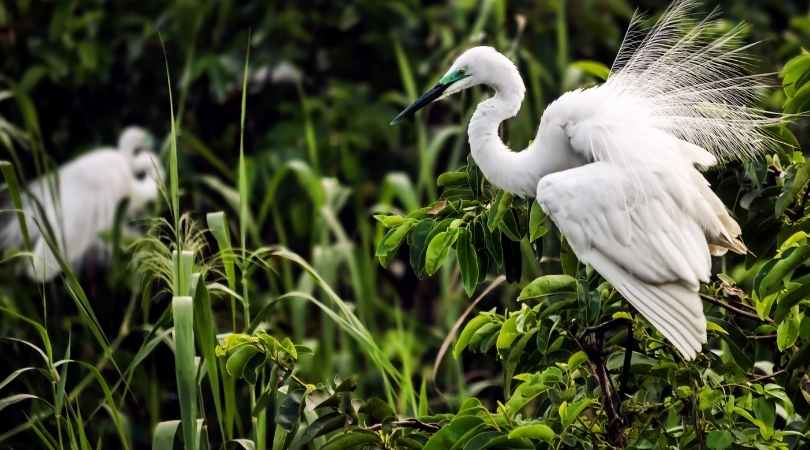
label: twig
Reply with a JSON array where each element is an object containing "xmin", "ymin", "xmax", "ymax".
[
  {"xmin": 367, "ymin": 419, "xmax": 441, "ymax": 433},
  {"xmin": 619, "ymin": 320, "xmax": 634, "ymax": 400},
  {"xmin": 750, "ymin": 369, "xmax": 786, "ymax": 382},
  {"xmin": 582, "ymin": 317, "xmax": 629, "ymax": 336},
  {"xmin": 432, "ymin": 275, "xmax": 507, "ymax": 383},
  {"xmin": 745, "ymin": 334, "xmax": 776, "ymax": 340},
  {"xmin": 700, "ymin": 294, "xmax": 768, "ymax": 322}
]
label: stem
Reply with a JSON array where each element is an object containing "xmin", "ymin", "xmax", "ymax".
[
  {"xmin": 581, "ymin": 322, "xmax": 626, "ymax": 447},
  {"xmin": 366, "ymin": 419, "xmax": 440, "ymax": 433},
  {"xmin": 619, "ymin": 320, "xmax": 634, "ymax": 401},
  {"xmin": 700, "ymin": 294, "xmax": 767, "ymax": 322}
]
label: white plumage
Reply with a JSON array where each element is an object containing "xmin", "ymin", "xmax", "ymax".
[
  {"xmin": 1, "ymin": 126, "xmax": 163, "ymax": 282},
  {"xmin": 393, "ymin": 0, "xmax": 775, "ymax": 360}
]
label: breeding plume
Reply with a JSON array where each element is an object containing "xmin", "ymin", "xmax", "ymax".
[
  {"xmin": 1, "ymin": 126, "xmax": 163, "ymax": 282},
  {"xmin": 392, "ymin": 0, "xmax": 779, "ymax": 360}
]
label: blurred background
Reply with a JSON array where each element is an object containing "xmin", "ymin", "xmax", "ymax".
[{"xmin": 0, "ymin": 1, "xmax": 809, "ymax": 449}]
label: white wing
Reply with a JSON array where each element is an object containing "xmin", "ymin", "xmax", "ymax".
[
  {"xmin": 537, "ymin": 101, "xmax": 748, "ymax": 359},
  {"xmin": 1, "ymin": 149, "xmax": 133, "ymax": 281}
]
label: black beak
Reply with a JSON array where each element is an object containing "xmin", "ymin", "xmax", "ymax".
[{"xmin": 390, "ymin": 83, "xmax": 450, "ymax": 125}]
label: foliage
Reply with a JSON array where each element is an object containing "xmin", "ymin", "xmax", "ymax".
[{"xmin": 373, "ymin": 41, "xmax": 810, "ymax": 450}]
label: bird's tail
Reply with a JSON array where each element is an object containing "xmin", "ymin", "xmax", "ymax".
[{"xmin": 607, "ymin": 0, "xmax": 785, "ymax": 163}]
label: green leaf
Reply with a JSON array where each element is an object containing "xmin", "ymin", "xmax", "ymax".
[
  {"xmin": 764, "ymin": 383, "xmax": 794, "ymax": 416},
  {"xmin": 777, "ymin": 309, "xmax": 800, "ymax": 351},
  {"xmin": 376, "ymin": 219, "xmax": 417, "ymax": 267},
  {"xmin": 225, "ymin": 345, "xmax": 260, "ymax": 381},
  {"xmin": 506, "ymin": 374, "xmax": 548, "ymax": 417},
  {"xmin": 457, "ymin": 228, "xmax": 480, "ymax": 297},
  {"xmin": 487, "ymin": 191, "xmax": 512, "ymax": 232},
  {"xmin": 559, "ymin": 398, "xmax": 593, "ymax": 429},
  {"xmin": 757, "ymin": 245, "xmax": 810, "ymax": 297},
  {"xmin": 782, "ymin": 53, "xmax": 810, "ymax": 98},
  {"xmin": 277, "ymin": 386, "xmax": 308, "ymax": 432},
  {"xmin": 320, "ymin": 431, "xmax": 380, "ymax": 450},
  {"xmin": 0, "ymin": 393, "xmax": 39, "ymax": 413},
  {"xmin": 423, "ymin": 416, "xmax": 484, "ymax": 450},
  {"xmin": 541, "ymin": 366, "xmax": 564, "ymax": 385},
  {"xmin": 462, "ymin": 431, "xmax": 533, "ymax": 450},
  {"xmin": 373, "ymin": 214, "xmax": 406, "ymax": 228},
  {"xmin": 529, "ymin": 202, "xmax": 549, "ymax": 242},
  {"xmin": 294, "ymin": 413, "xmax": 344, "ymax": 448},
  {"xmin": 454, "ymin": 314, "xmax": 493, "ymax": 359},
  {"xmin": 496, "ymin": 314, "xmax": 520, "ymax": 353},
  {"xmin": 699, "ymin": 387, "xmax": 722, "ymax": 411},
  {"xmin": 753, "ymin": 397, "xmax": 775, "ymax": 433},
  {"xmin": 172, "ymin": 296, "xmax": 198, "ymax": 450},
  {"xmin": 785, "ymin": 81, "xmax": 810, "ymax": 114},
  {"xmin": 774, "ymin": 273, "xmax": 810, "ymax": 323},
  {"xmin": 408, "ymin": 219, "xmax": 435, "ymax": 278},
  {"xmin": 425, "ymin": 229, "xmax": 459, "ymax": 275},
  {"xmin": 706, "ymin": 430, "xmax": 733, "ymax": 450},
  {"xmin": 733, "ymin": 407, "xmax": 769, "ymax": 439},
  {"xmin": 518, "ymin": 275, "xmax": 577, "ymax": 302},
  {"xmin": 191, "ymin": 276, "xmax": 225, "ymax": 440},
  {"xmin": 507, "ymin": 422, "xmax": 555, "ymax": 443},
  {"xmin": 567, "ymin": 351, "xmax": 588, "ymax": 371},
  {"xmin": 483, "ymin": 223, "xmax": 503, "ymax": 269},
  {"xmin": 437, "ymin": 170, "xmax": 468, "ymax": 187},
  {"xmin": 152, "ymin": 420, "xmax": 181, "ymax": 450}
]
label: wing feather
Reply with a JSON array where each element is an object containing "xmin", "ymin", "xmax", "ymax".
[{"xmin": 537, "ymin": 161, "xmax": 712, "ymax": 360}]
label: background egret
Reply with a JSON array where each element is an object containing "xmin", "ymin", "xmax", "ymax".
[
  {"xmin": 1, "ymin": 126, "xmax": 163, "ymax": 282},
  {"xmin": 393, "ymin": 0, "xmax": 779, "ymax": 360}
]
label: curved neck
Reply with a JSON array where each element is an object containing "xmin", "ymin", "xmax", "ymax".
[{"xmin": 468, "ymin": 75, "xmax": 540, "ymax": 197}]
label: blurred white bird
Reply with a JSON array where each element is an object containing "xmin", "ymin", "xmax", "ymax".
[
  {"xmin": 393, "ymin": 0, "xmax": 781, "ymax": 360},
  {"xmin": 1, "ymin": 126, "xmax": 164, "ymax": 282}
]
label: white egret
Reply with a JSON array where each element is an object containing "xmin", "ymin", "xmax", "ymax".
[
  {"xmin": 392, "ymin": 0, "xmax": 780, "ymax": 360},
  {"xmin": 1, "ymin": 126, "xmax": 164, "ymax": 282}
]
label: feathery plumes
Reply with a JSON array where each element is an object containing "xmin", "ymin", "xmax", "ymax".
[{"xmin": 607, "ymin": 0, "xmax": 782, "ymax": 162}]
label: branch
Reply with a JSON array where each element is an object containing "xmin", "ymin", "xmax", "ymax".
[
  {"xmin": 367, "ymin": 419, "xmax": 441, "ymax": 433},
  {"xmin": 700, "ymin": 294, "xmax": 769, "ymax": 323},
  {"xmin": 750, "ymin": 369, "xmax": 786, "ymax": 382},
  {"xmin": 581, "ymin": 325, "xmax": 627, "ymax": 447}
]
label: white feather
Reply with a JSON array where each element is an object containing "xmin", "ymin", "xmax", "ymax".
[{"xmin": 1, "ymin": 126, "xmax": 163, "ymax": 281}]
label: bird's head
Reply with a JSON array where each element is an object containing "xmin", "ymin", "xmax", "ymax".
[
  {"xmin": 118, "ymin": 126, "xmax": 156, "ymax": 157},
  {"xmin": 391, "ymin": 46, "xmax": 519, "ymax": 125},
  {"xmin": 118, "ymin": 126, "xmax": 163, "ymax": 212}
]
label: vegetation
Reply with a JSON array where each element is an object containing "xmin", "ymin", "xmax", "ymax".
[{"xmin": 1, "ymin": 0, "xmax": 810, "ymax": 449}]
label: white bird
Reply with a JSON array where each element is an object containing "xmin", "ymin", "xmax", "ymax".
[
  {"xmin": 1, "ymin": 126, "xmax": 164, "ymax": 282},
  {"xmin": 392, "ymin": 0, "xmax": 780, "ymax": 360}
]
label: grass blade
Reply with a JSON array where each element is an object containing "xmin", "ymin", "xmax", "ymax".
[
  {"xmin": 173, "ymin": 296, "xmax": 198, "ymax": 450},
  {"xmin": 152, "ymin": 420, "xmax": 181, "ymax": 450}
]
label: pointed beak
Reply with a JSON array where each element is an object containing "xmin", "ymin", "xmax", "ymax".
[{"xmin": 390, "ymin": 82, "xmax": 451, "ymax": 125}]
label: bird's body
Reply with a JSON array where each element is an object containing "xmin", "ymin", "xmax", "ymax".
[
  {"xmin": 1, "ymin": 127, "xmax": 163, "ymax": 281},
  {"xmin": 393, "ymin": 0, "xmax": 777, "ymax": 359}
]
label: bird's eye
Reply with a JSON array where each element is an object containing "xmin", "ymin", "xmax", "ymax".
[
  {"xmin": 135, "ymin": 169, "xmax": 148, "ymax": 181},
  {"xmin": 133, "ymin": 146, "xmax": 145, "ymax": 156}
]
